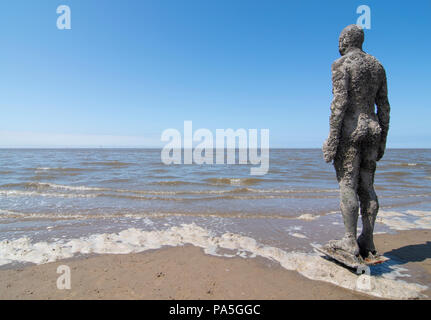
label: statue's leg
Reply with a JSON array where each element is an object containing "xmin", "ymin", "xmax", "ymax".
[
  {"xmin": 357, "ymin": 142, "xmax": 379, "ymax": 258},
  {"xmin": 327, "ymin": 141, "xmax": 361, "ymax": 256}
]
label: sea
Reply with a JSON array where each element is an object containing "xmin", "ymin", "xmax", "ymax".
[{"xmin": 0, "ymin": 148, "xmax": 430, "ymax": 298}]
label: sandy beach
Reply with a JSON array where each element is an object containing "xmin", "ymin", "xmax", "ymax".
[
  {"xmin": 1, "ymin": 0, "xmax": 430, "ymax": 307},
  {"xmin": 1, "ymin": 229, "xmax": 429, "ymax": 300}
]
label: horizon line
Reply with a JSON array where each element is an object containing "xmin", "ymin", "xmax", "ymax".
[{"xmin": 1, "ymin": 147, "xmax": 430, "ymax": 150}]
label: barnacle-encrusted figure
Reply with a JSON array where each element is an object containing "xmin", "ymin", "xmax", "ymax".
[{"xmin": 323, "ymin": 25, "xmax": 390, "ymax": 261}]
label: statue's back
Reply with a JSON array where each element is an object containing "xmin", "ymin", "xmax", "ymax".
[
  {"xmin": 337, "ymin": 51, "xmax": 385, "ymax": 142},
  {"xmin": 346, "ymin": 51, "xmax": 385, "ymax": 114}
]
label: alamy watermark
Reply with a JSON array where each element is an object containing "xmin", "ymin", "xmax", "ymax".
[
  {"xmin": 57, "ymin": 265, "xmax": 71, "ymax": 290},
  {"xmin": 161, "ymin": 121, "xmax": 269, "ymax": 175},
  {"xmin": 57, "ymin": 5, "xmax": 71, "ymax": 30},
  {"xmin": 356, "ymin": 5, "xmax": 371, "ymax": 30},
  {"xmin": 356, "ymin": 265, "xmax": 373, "ymax": 291}
]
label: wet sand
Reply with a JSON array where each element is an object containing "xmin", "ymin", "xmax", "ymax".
[{"xmin": 0, "ymin": 229, "xmax": 430, "ymax": 300}]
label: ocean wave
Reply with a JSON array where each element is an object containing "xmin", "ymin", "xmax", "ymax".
[
  {"xmin": 381, "ymin": 171, "xmax": 410, "ymax": 176},
  {"xmin": 32, "ymin": 167, "xmax": 90, "ymax": 172},
  {"xmin": 385, "ymin": 193, "xmax": 431, "ymax": 199},
  {"xmin": 0, "ymin": 210, "xmax": 93, "ymax": 220},
  {"xmin": 0, "ymin": 182, "xmax": 108, "ymax": 192},
  {"xmin": 29, "ymin": 174, "xmax": 57, "ymax": 181},
  {"xmin": 24, "ymin": 167, "xmax": 93, "ymax": 177},
  {"xmin": 377, "ymin": 210, "xmax": 431, "ymax": 231},
  {"xmin": 97, "ymin": 193, "xmax": 299, "ymax": 201},
  {"xmin": 295, "ymin": 213, "xmax": 319, "ymax": 221},
  {"xmin": 193, "ymin": 194, "xmax": 335, "ymax": 201},
  {"xmin": 103, "ymin": 193, "xmax": 333, "ymax": 202},
  {"xmin": 152, "ymin": 180, "xmax": 203, "ymax": 186},
  {"xmin": 245, "ymin": 188, "xmax": 338, "ymax": 194},
  {"xmin": 0, "ymin": 182, "xmax": 339, "ymax": 199},
  {"xmin": 80, "ymin": 161, "xmax": 134, "ymax": 167},
  {"xmin": 101, "ymin": 178, "xmax": 132, "ymax": 183},
  {"xmin": 108, "ymin": 187, "xmax": 336, "ymax": 197},
  {"xmin": 0, "ymin": 190, "xmax": 336, "ymax": 201},
  {"xmin": 0, "ymin": 189, "xmax": 206, "ymax": 201},
  {"xmin": 0, "ymin": 210, "xmax": 313, "ymax": 221},
  {"xmin": 386, "ymin": 162, "xmax": 421, "ymax": 168},
  {"xmin": 41, "ymin": 183, "xmax": 107, "ymax": 192},
  {"xmin": 205, "ymin": 177, "xmax": 263, "ymax": 186},
  {"xmin": 0, "ymin": 189, "xmax": 98, "ymax": 198},
  {"xmin": 151, "ymin": 168, "xmax": 169, "ymax": 173}
]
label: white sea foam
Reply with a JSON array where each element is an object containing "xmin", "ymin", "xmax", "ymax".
[
  {"xmin": 377, "ymin": 210, "xmax": 431, "ymax": 231},
  {"xmin": 0, "ymin": 189, "xmax": 98, "ymax": 198},
  {"xmin": 285, "ymin": 226, "xmax": 307, "ymax": 239},
  {"xmin": 406, "ymin": 210, "xmax": 431, "ymax": 217},
  {"xmin": 289, "ymin": 232, "xmax": 307, "ymax": 239},
  {"xmin": 40, "ymin": 183, "xmax": 107, "ymax": 192},
  {"xmin": 0, "ymin": 223, "xmax": 426, "ymax": 299},
  {"xmin": 381, "ymin": 265, "xmax": 412, "ymax": 281},
  {"xmin": 0, "ymin": 181, "xmax": 337, "ymax": 197},
  {"xmin": 296, "ymin": 213, "xmax": 319, "ymax": 221},
  {"xmin": 0, "ymin": 209, "xmax": 17, "ymax": 215}
]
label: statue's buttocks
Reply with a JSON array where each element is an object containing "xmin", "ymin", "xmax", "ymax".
[{"xmin": 343, "ymin": 113, "xmax": 382, "ymax": 144}]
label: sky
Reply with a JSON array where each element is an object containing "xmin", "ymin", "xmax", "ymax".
[{"xmin": 0, "ymin": 0, "xmax": 430, "ymax": 148}]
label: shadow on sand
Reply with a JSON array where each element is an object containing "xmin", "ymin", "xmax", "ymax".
[
  {"xmin": 370, "ymin": 241, "xmax": 431, "ymax": 277},
  {"xmin": 384, "ymin": 241, "xmax": 431, "ymax": 264}
]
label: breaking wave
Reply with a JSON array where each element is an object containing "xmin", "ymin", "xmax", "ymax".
[
  {"xmin": 0, "ymin": 223, "xmax": 426, "ymax": 299},
  {"xmin": 205, "ymin": 178, "xmax": 266, "ymax": 186},
  {"xmin": 0, "ymin": 182, "xmax": 339, "ymax": 200}
]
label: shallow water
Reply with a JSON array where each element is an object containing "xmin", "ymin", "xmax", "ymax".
[{"xmin": 0, "ymin": 148, "xmax": 430, "ymax": 243}]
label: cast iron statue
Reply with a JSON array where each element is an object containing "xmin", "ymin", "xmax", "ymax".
[{"xmin": 323, "ymin": 24, "xmax": 390, "ymax": 263}]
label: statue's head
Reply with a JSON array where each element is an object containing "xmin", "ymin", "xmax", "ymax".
[{"xmin": 338, "ymin": 24, "xmax": 364, "ymax": 56}]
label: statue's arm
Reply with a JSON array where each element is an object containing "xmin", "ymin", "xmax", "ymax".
[
  {"xmin": 375, "ymin": 69, "xmax": 390, "ymax": 161},
  {"xmin": 323, "ymin": 62, "xmax": 349, "ymax": 163}
]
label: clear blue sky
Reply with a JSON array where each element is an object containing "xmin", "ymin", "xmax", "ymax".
[{"xmin": 0, "ymin": 0, "xmax": 430, "ymax": 148}]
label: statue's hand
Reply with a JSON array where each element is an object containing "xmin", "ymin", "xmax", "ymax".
[
  {"xmin": 376, "ymin": 142, "xmax": 386, "ymax": 161},
  {"xmin": 323, "ymin": 137, "xmax": 337, "ymax": 163}
]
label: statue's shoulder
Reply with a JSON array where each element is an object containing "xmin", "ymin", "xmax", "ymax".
[
  {"xmin": 331, "ymin": 56, "xmax": 348, "ymax": 72},
  {"xmin": 365, "ymin": 53, "xmax": 385, "ymax": 73}
]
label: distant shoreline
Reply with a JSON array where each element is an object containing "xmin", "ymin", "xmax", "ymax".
[{"xmin": 1, "ymin": 147, "xmax": 430, "ymax": 150}]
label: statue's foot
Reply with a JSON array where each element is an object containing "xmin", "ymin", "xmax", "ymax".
[
  {"xmin": 326, "ymin": 235, "xmax": 360, "ymax": 257},
  {"xmin": 362, "ymin": 250, "xmax": 381, "ymax": 261},
  {"xmin": 357, "ymin": 233, "xmax": 377, "ymax": 259}
]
